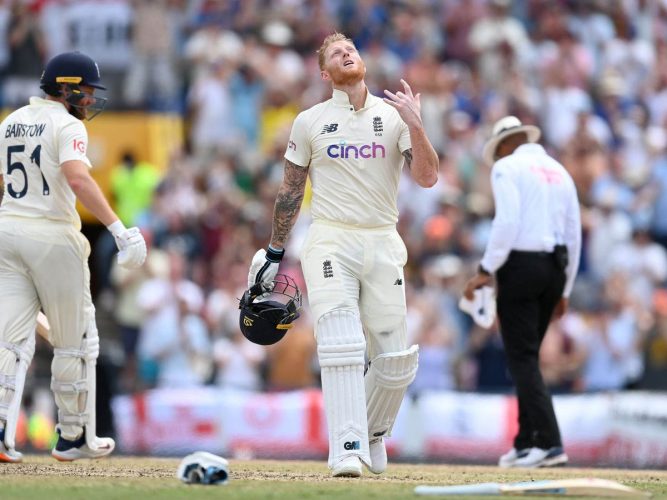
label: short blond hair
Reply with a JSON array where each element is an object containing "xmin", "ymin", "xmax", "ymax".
[{"xmin": 317, "ymin": 32, "xmax": 354, "ymax": 70}]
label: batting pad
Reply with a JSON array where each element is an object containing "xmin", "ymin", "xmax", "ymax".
[
  {"xmin": 0, "ymin": 335, "xmax": 35, "ymax": 449},
  {"xmin": 366, "ymin": 344, "xmax": 418, "ymax": 440},
  {"xmin": 316, "ymin": 310, "xmax": 370, "ymax": 468},
  {"xmin": 51, "ymin": 316, "xmax": 101, "ymax": 447}
]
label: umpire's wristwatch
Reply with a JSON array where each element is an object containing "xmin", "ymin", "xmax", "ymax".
[{"xmin": 478, "ymin": 264, "xmax": 491, "ymax": 276}]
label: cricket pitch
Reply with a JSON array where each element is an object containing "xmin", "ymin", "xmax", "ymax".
[{"xmin": 1, "ymin": 456, "xmax": 666, "ymax": 499}]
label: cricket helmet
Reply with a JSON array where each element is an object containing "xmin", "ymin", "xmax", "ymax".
[
  {"xmin": 238, "ymin": 274, "xmax": 302, "ymax": 345},
  {"xmin": 40, "ymin": 51, "xmax": 107, "ymax": 120}
]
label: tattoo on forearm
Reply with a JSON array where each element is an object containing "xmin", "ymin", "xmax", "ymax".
[
  {"xmin": 271, "ymin": 159, "xmax": 308, "ymax": 248},
  {"xmin": 402, "ymin": 148, "xmax": 413, "ymax": 169}
]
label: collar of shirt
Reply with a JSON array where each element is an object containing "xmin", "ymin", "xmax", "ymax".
[
  {"xmin": 331, "ymin": 88, "xmax": 379, "ymax": 110},
  {"xmin": 29, "ymin": 96, "xmax": 67, "ymax": 112},
  {"xmin": 513, "ymin": 143, "xmax": 547, "ymax": 156}
]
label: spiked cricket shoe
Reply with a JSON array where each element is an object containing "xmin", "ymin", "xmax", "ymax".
[{"xmin": 51, "ymin": 432, "xmax": 115, "ymax": 461}]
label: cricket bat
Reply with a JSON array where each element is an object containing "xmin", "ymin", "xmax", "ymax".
[{"xmin": 414, "ymin": 478, "xmax": 649, "ymax": 497}]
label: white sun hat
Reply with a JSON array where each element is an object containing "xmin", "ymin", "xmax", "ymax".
[{"xmin": 482, "ymin": 116, "xmax": 541, "ymax": 166}]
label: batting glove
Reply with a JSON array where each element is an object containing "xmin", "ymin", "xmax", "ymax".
[
  {"xmin": 108, "ymin": 221, "xmax": 147, "ymax": 269},
  {"xmin": 247, "ymin": 246, "xmax": 284, "ymax": 292}
]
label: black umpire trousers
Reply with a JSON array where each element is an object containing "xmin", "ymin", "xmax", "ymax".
[{"xmin": 496, "ymin": 250, "xmax": 566, "ymax": 450}]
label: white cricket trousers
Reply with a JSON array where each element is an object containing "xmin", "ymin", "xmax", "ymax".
[
  {"xmin": 0, "ymin": 215, "xmax": 95, "ymax": 438},
  {"xmin": 300, "ymin": 220, "xmax": 408, "ymax": 358}
]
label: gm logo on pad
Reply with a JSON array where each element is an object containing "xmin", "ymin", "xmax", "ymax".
[{"xmin": 343, "ymin": 441, "xmax": 360, "ymax": 450}]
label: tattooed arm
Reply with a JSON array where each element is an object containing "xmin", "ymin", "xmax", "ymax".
[
  {"xmin": 402, "ymin": 149, "xmax": 413, "ymax": 170},
  {"xmin": 269, "ymin": 159, "xmax": 309, "ymax": 249},
  {"xmin": 402, "ymin": 146, "xmax": 437, "ymax": 187},
  {"xmin": 402, "ymin": 128, "xmax": 438, "ymax": 188}
]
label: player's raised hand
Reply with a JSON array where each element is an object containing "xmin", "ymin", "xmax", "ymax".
[{"xmin": 383, "ymin": 79, "xmax": 422, "ymax": 129}]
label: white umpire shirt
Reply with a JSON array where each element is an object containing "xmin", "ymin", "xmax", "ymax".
[
  {"xmin": 480, "ymin": 143, "xmax": 582, "ymax": 298},
  {"xmin": 0, "ymin": 97, "xmax": 92, "ymax": 229},
  {"xmin": 285, "ymin": 88, "xmax": 411, "ymax": 228}
]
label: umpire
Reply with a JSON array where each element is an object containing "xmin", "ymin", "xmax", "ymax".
[{"xmin": 464, "ymin": 116, "xmax": 581, "ymax": 468}]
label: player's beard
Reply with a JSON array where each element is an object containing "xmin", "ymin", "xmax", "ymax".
[
  {"xmin": 68, "ymin": 106, "xmax": 86, "ymax": 120},
  {"xmin": 329, "ymin": 60, "xmax": 366, "ymax": 86}
]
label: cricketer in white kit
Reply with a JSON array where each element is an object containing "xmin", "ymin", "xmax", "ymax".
[
  {"xmin": 0, "ymin": 51, "xmax": 147, "ymax": 462},
  {"xmin": 248, "ymin": 33, "xmax": 439, "ymax": 477}
]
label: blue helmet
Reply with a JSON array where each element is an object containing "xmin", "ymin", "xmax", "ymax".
[
  {"xmin": 40, "ymin": 51, "xmax": 106, "ymax": 93},
  {"xmin": 40, "ymin": 51, "xmax": 107, "ymax": 120}
]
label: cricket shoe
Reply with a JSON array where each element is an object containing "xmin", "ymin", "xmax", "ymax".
[
  {"xmin": 512, "ymin": 446, "xmax": 568, "ymax": 468},
  {"xmin": 498, "ymin": 447, "xmax": 529, "ymax": 468},
  {"xmin": 332, "ymin": 455, "xmax": 363, "ymax": 478},
  {"xmin": 51, "ymin": 431, "xmax": 115, "ymax": 461},
  {"xmin": 0, "ymin": 430, "xmax": 22, "ymax": 463},
  {"xmin": 366, "ymin": 437, "xmax": 387, "ymax": 474}
]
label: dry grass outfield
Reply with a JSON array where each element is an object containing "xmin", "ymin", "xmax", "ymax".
[{"xmin": 0, "ymin": 456, "xmax": 665, "ymax": 499}]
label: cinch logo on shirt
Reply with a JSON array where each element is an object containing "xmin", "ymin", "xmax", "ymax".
[{"xmin": 327, "ymin": 142, "xmax": 386, "ymax": 159}]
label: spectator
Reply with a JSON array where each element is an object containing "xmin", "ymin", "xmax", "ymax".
[
  {"xmin": 264, "ymin": 310, "xmax": 317, "ymax": 391},
  {"xmin": 110, "ymin": 151, "xmax": 162, "ymax": 227},
  {"xmin": 213, "ymin": 329, "xmax": 265, "ymax": 391},
  {"xmin": 608, "ymin": 222, "xmax": 667, "ymax": 303},
  {"xmin": 123, "ymin": 0, "xmax": 180, "ymax": 111},
  {"xmin": 3, "ymin": 1, "xmax": 44, "ymax": 107},
  {"xmin": 136, "ymin": 248, "xmax": 211, "ymax": 388},
  {"xmin": 466, "ymin": 323, "xmax": 513, "ymax": 393},
  {"xmin": 111, "ymin": 247, "xmax": 168, "ymax": 393},
  {"xmin": 468, "ymin": 0, "xmax": 531, "ymax": 89},
  {"xmin": 187, "ymin": 61, "xmax": 238, "ymax": 160}
]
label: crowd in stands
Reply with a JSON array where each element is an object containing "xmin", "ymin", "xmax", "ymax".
[{"xmin": 6, "ymin": 0, "xmax": 667, "ymax": 397}]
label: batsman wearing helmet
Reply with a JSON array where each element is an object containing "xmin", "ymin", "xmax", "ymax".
[
  {"xmin": 247, "ymin": 33, "xmax": 439, "ymax": 477},
  {"xmin": 0, "ymin": 51, "xmax": 147, "ymax": 462}
]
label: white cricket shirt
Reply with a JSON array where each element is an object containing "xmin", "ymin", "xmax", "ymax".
[
  {"xmin": 0, "ymin": 97, "xmax": 91, "ymax": 228},
  {"xmin": 480, "ymin": 143, "xmax": 582, "ymax": 297},
  {"xmin": 285, "ymin": 88, "xmax": 411, "ymax": 228}
]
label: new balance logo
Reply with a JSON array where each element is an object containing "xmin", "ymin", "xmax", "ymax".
[
  {"xmin": 394, "ymin": 278, "xmax": 403, "ymax": 285},
  {"xmin": 344, "ymin": 440, "xmax": 360, "ymax": 450},
  {"xmin": 321, "ymin": 123, "xmax": 338, "ymax": 134},
  {"xmin": 323, "ymin": 260, "xmax": 333, "ymax": 278}
]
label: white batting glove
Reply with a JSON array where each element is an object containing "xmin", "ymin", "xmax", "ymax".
[
  {"xmin": 247, "ymin": 246, "xmax": 284, "ymax": 292},
  {"xmin": 108, "ymin": 221, "xmax": 147, "ymax": 269}
]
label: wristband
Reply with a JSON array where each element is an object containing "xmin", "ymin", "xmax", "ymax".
[
  {"xmin": 107, "ymin": 220, "xmax": 126, "ymax": 237},
  {"xmin": 266, "ymin": 245, "xmax": 285, "ymax": 263},
  {"xmin": 478, "ymin": 263, "xmax": 491, "ymax": 276}
]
